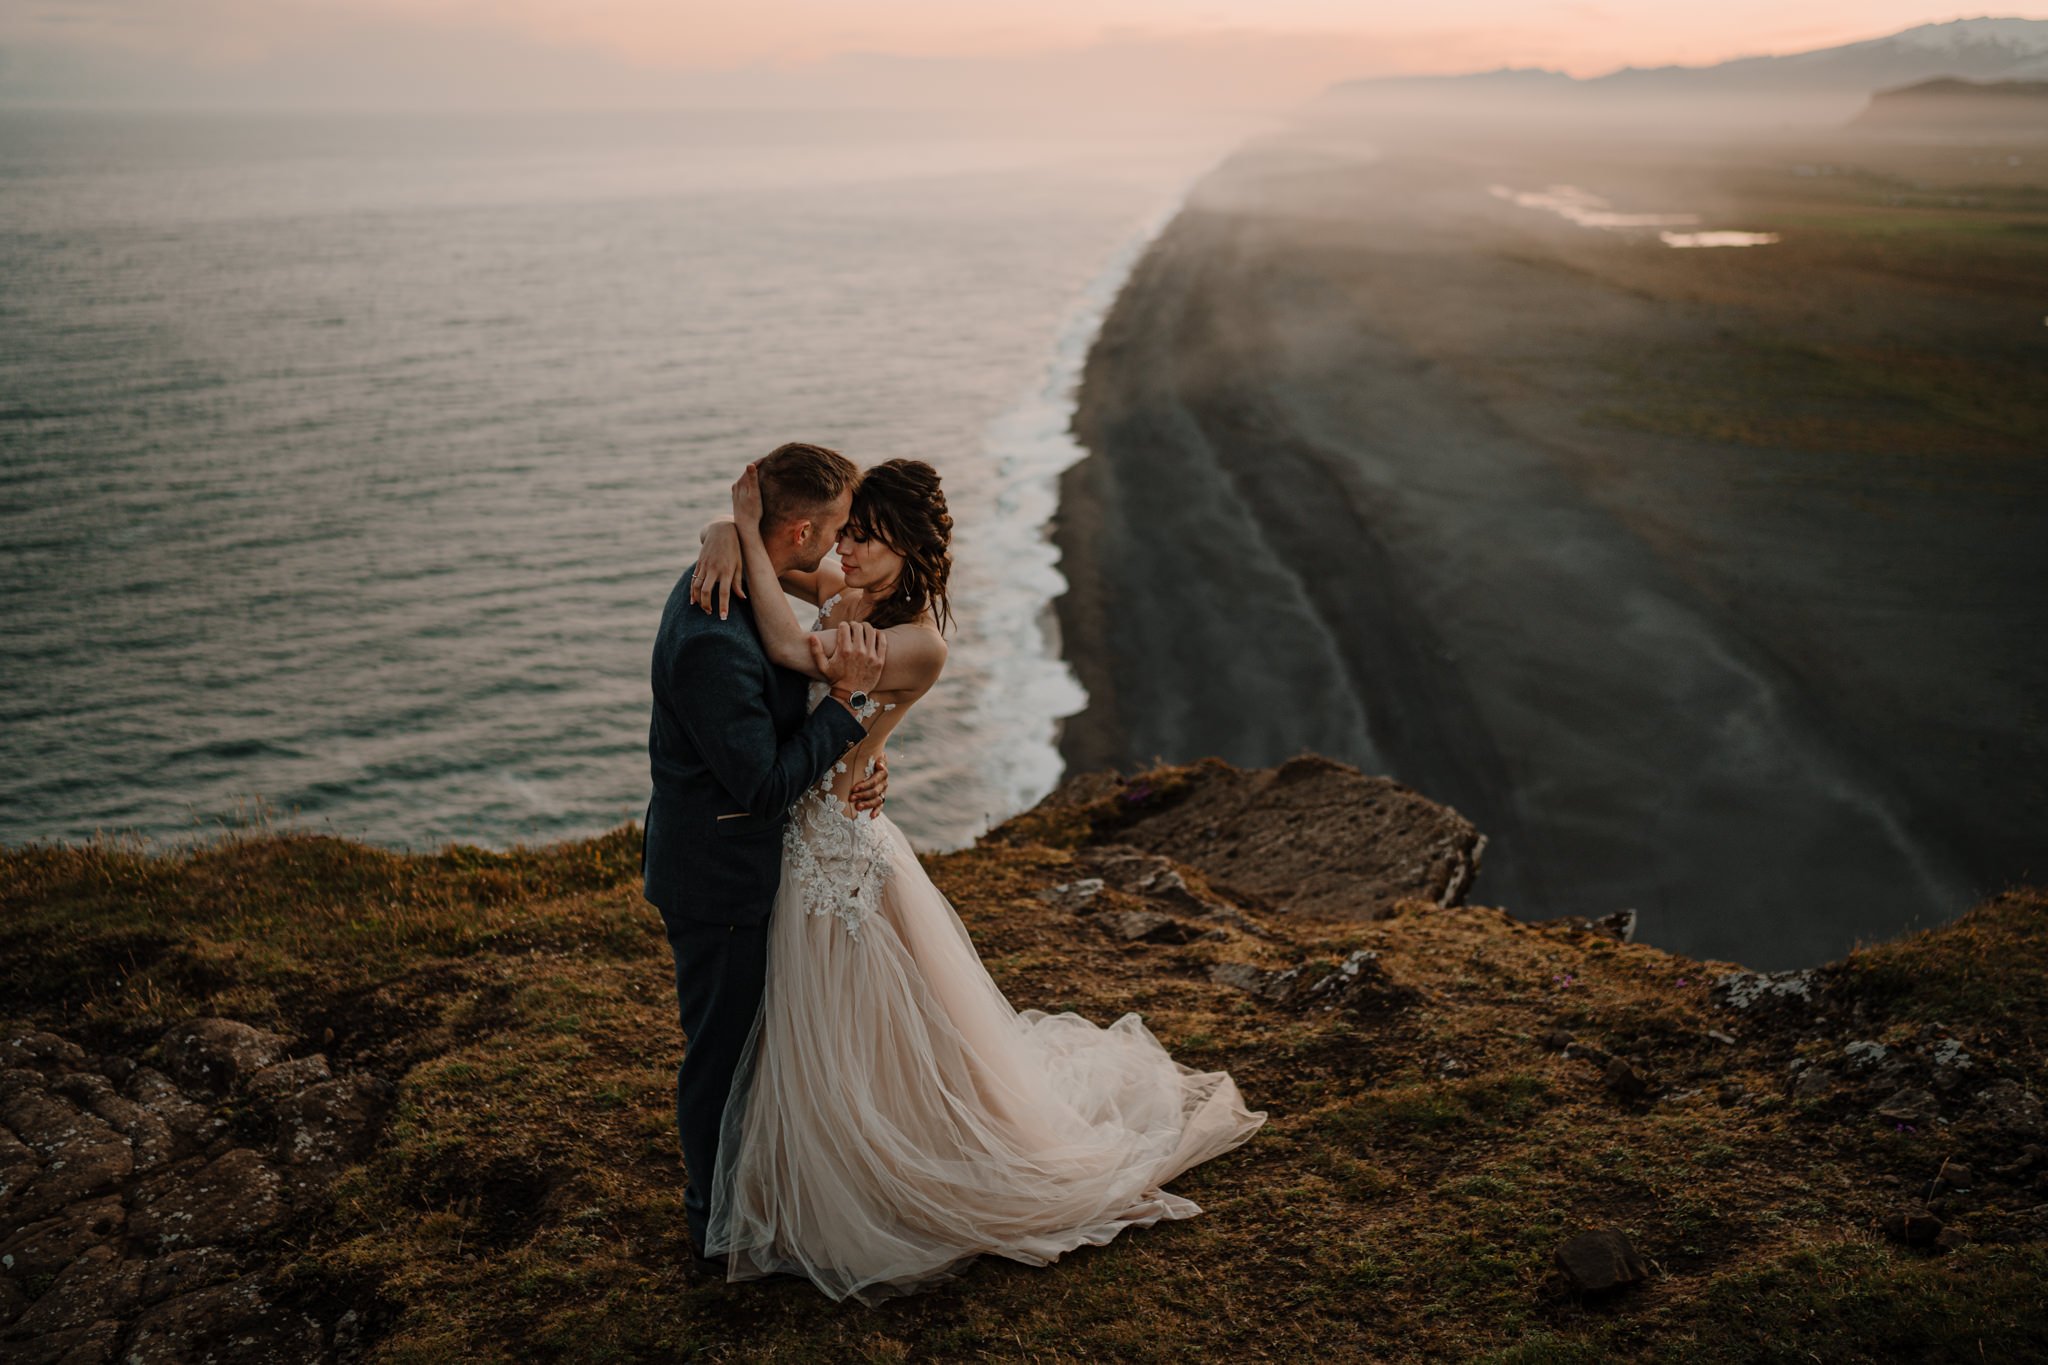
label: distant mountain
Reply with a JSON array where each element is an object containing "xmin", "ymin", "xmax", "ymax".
[
  {"xmin": 1851, "ymin": 76, "xmax": 2048, "ymax": 133},
  {"xmin": 1321, "ymin": 16, "xmax": 2048, "ymax": 120}
]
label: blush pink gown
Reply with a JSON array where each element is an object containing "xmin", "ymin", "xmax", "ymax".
[{"xmin": 704, "ymin": 687, "xmax": 1265, "ymax": 1304}]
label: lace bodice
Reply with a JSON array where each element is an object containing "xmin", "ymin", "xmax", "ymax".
[{"xmin": 786, "ymin": 594, "xmax": 897, "ymax": 941}]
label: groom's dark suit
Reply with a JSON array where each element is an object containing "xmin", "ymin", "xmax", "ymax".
[{"xmin": 643, "ymin": 562, "xmax": 864, "ymax": 1249}]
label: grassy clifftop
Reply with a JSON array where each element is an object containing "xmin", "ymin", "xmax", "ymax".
[{"xmin": 2, "ymin": 759, "xmax": 2044, "ymax": 1362}]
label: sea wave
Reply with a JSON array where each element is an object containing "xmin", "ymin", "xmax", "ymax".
[{"xmin": 964, "ymin": 191, "xmax": 1191, "ymax": 828}]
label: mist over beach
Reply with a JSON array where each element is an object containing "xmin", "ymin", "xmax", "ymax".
[{"xmin": 1056, "ymin": 21, "xmax": 2048, "ymax": 967}]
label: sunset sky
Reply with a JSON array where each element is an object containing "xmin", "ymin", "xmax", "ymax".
[{"xmin": 2, "ymin": 2, "xmax": 2041, "ymax": 109}]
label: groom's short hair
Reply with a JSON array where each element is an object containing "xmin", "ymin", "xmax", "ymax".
[{"xmin": 758, "ymin": 442, "xmax": 860, "ymax": 532}]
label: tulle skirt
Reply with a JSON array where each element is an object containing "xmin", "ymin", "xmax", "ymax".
[{"xmin": 705, "ymin": 808, "xmax": 1266, "ymax": 1304}]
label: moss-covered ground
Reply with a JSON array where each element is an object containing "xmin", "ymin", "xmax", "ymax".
[{"xmin": 3, "ymin": 770, "xmax": 2044, "ymax": 1361}]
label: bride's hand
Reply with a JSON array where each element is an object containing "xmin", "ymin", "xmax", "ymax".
[
  {"xmin": 691, "ymin": 521, "xmax": 746, "ymax": 618},
  {"xmin": 732, "ymin": 462, "xmax": 764, "ymax": 526},
  {"xmin": 848, "ymin": 751, "xmax": 888, "ymax": 819}
]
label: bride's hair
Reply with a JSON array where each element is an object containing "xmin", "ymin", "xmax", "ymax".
[{"xmin": 847, "ymin": 459, "xmax": 953, "ymax": 635}]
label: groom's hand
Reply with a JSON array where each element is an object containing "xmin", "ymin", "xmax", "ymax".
[
  {"xmin": 849, "ymin": 753, "xmax": 888, "ymax": 818},
  {"xmin": 817, "ymin": 621, "xmax": 887, "ymax": 713}
]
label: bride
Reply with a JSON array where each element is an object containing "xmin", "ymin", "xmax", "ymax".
[{"xmin": 691, "ymin": 458, "xmax": 1264, "ymax": 1303}]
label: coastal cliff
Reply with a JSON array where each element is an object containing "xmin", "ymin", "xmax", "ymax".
[
  {"xmin": 3, "ymin": 760, "xmax": 2044, "ymax": 1362},
  {"xmin": 1052, "ymin": 124, "xmax": 2048, "ymax": 968}
]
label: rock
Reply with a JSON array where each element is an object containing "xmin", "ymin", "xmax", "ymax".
[
  {"xmin": 273, "ymin": 1074, "xmax": 385, "ymax": 1167},
  {"xmin": 1, "ymin": 1091, "xmax": 134, "ymax": 1221},
  {"xmin": 1045, "ymin": 756, "xmax": 1486, "ymax": 919},
  {"xmin": 0, "ymin": 1067, "xmax": 44, "ymax": 1100},
  {"xmin": 1717, "ymin": 1081, "xmax": 1748, "ymax": 1106},
  {"xmin": 158, "ymin": 1020, "xmax": 289, "ymax": 1095},
  {"xmin": 1975, "ymin": 1203, "xmax": 2048, "ymax": 1245},
  {"xmin": 245, "ymin": 1054, "xmax": 334, "ymax": 1102},
  {"xmin": 1706, "ymin": 1030, "xmax": 1737, "ymax": 1046},
  {"xmin": 1209, "ymin": 951, "xmax": 1414, "ymax": 1015},
  {"xmin": 1208, "ymin": 962, "xmax": 1297, "ymax": 1004},
  {"xmin": 0, "ymin": 1120, "xmax": 38, "ymax": 1200},
  {"xmin": 0, "ymin": 1032, "xmax": 88, "ymax": 1072},
  {"xmin": 1994, "ymin": 1145, "xmax": 2047, "ymax": 1176},
  {"xmin": 1538, "ymin": 1029, "xmax": 1574, "ymax": 1052},
  {"xmin": 1102, "ymin": 909, "xmax": 1198, "ymax": 945},
  {"xmin": 49, "ymin": 1074, "xmax": 175, "ymax": 1174},
  {"xmin": 0, "ymin": 1196, "xmax": 126, "ymax": 1281},
  {"xmin": 1933, "ymin": 1226, "xmax": 1970, "ymax": 1251},
  {"xmin": 137, "ymin": 1246, "xmax": 243, "ymax": 1306},
  {"xmin": 1790, "ymin": 1067, "xmax": 1838, "ymax": 1100},
  {"xmin": 1604, "ymin": 1057, "xmax": 1654, "ymax": 1101},
  {"xmin": 1585, "ymin": 909, "xmax": 1637, "ymax": 943},
  {"xmin": 10, "ymin": 1245, "xmax": 144, "ymax": 1335},
  {"xmin": 1298, "ymin": 951, "xmax": 1413, "ymax": 1014},
  {"xmin": 1881, "ymin": 1206, "xmax": 1944, "ymax": 1246},
  {"xmin": 1933, "ymin": 1162, "xmax": 1976, "ymax": 1192},
  {"xmin": 1842, "ymin": 1040, "xmax": 1889, "ymax": 1072},
  {"xmin": 1710, "ymin": 969, "xmax": 1820, "ymax": 1013},
  {"xmin": 1553, "ymin": 1228, "xmax": 1649, "ymax": 1294},
  {"xmin": 122, "ymin": 1068, "xmax": 218, "ymax": 1140},
  {"xmin": 1036, "ymin": 878, "xmax": 1105, "ymax": 913},
  {"xmin": 1969, "ymin": 1080, "xmax": 2044, "ymax": 1137},
  {"xmin": 1926, "ymin": 1039, "xmax": 1975, "ymax": 1092},
  {"xmin": 130, "ymin": 1149, "xmax": 285, "ymax": 1252},
  {"xmin": 1874, "ymin": 1087, "xmax": 1939, "ymax": 1127},
  {"xmin": 6, "ymin": 1317, "xmax": 123, "ymax": 1365},
  {"xmin": 124, "ymin": 1274, "xmax": 322, "ymax": 1365}
]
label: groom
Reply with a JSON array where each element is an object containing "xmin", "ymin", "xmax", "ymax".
[{"xmin": 643, "ymin": 441, "xmax": 887, "ymax": 1261}]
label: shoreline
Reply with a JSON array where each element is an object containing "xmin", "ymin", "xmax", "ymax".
[{"xmin": 1051, "ymin": 131, "xmax": 2048, "ymax": 970}]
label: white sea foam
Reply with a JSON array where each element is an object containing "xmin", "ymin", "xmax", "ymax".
[{"xmin": 958, "ymin": 193, "xmax": 1190, "ymax": 831}]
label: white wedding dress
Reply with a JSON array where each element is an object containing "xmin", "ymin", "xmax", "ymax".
[{"xmin": 704, "ymin": 614, "xmax": 1266, "ymax": 1304}]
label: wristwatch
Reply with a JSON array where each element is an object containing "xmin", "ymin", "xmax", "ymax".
[{"xmin": 842, "ymin": 690, "xmax": 871, "ymax": 714}]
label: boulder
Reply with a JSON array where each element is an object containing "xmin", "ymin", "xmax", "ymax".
[
  {"xmin": 1102, "ymin": 910, "xmax": 1199, "ymax": 945},
  {"xmin": 1209, "ymin": 951, "xmax": 1414, "ymax": 1014},
  {"xmin": 1969, "ymin": 1080, "xmax": 2044, "ymax": 1137},
  {"xmin": 130, "ymin": 1150, "xmax": 285, "ymax": 1252},
  {"xmin": 1790, "ymin": 1067, "xmax": 1838, "ymax": 1100},
  {"xmin": 1045, "ymin": 756, "xmax": 1486, "ymax": 920},
  {"xmin": 1710, "ymin": 969, "xmax": 1821, "ymax": 1014},
  {"xmin": 1035, "ymin": 879, "xmax": 1104, "ymax": 913},
  {"xmin": 273, "ymin": 1074, "xmax": 386, "ymax": 1168},
  {"xmin": 1874, "ymin": 1088, "xmax": 1940, "ymax": 1127},
  {"xmin": 1, "ymin": 1091, "xmax": 134, "ymax": 1221},
  {"xmin": 1553, "ymin": 1228, "xmax": 1649, "ymax": 1294},
  {"xmin": 1604, "ymin": 1057, "xmax": 1655, "ymax": 1101},
  {"xmin": 10, "ymin": 1245, "xmax": 144, "ymax": 1335},
  {"xmin": 158, "ymin": 1020, "xmax": 289, "ymax": 1095},
  {"xmin": 1880, "ymin": 1207, "xmax": 1945, "ymax": 1247},
  {"xmin": 0, "ymin": 1195, "xmax": 126, "ymax": 1281}
]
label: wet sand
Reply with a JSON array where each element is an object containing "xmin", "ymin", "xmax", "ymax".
[{"xmin": 1055, "ymin": 129, "xmax": 2048, "ymax": 968}]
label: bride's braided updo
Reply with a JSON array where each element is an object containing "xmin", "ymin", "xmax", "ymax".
[{"xmin": 846, "ymin": 459, "xmax": 953, "ymax": 635}]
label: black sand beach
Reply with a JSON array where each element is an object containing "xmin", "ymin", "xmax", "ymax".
[{"xmin": 1055, "ymin": 127, "xmax": 2048, "ymax": 968}]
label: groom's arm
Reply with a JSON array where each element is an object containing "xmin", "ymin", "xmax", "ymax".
[{"xmin": 672, "ymin": 630, "xmax": 866, "ymax": 820}]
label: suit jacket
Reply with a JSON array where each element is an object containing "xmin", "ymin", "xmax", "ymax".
[{"xmin": 642, "ymin": 563, "xmax": 865, "ymax": 925}]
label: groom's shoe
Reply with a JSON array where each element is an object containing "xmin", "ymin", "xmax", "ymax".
[{"xmin": 684, "ymin": 1239, "xmax": 726, "ymax": 1281}]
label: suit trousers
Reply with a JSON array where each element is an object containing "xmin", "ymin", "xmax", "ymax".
[{"xmin": 658, "ymin": 909, "xmax": 770, "ymax": 1250}]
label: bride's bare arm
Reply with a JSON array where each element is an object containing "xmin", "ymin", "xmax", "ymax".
[
  {"xmin": 734, "ymin": 465, "xmax": 949, "ymax": 689},
  {"xmin": 694, "ymin": 516, "xmax": 845, "ymax": 615},
  {"xmin": 809, "ymin": 624, "xmax": 948, "ymax": 696}
]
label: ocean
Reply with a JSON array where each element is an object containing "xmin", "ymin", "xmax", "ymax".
[{"xmin": 0, "ymin": 109, "xmax": 1228, "ymax": 853}]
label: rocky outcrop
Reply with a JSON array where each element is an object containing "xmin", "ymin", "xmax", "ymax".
[
  {"xmin": 1016, "ymin": 754, "xmax": 1487, "ymax": 920},
  {"xmin": 0, "ymin": 1021, "xmax": 389, "ymax": 1363}
]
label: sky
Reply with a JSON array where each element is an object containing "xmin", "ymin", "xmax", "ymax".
[{"xmin": 1, "ymin": 2, "xmax": 2042, "ymax": 110}]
